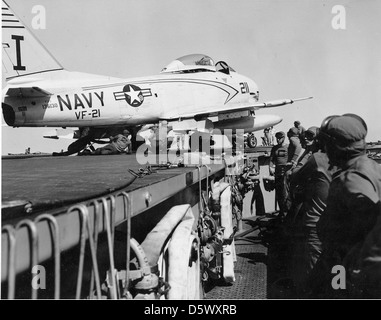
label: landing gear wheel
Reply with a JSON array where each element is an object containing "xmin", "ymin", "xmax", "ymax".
[{"xmin": 247, "ymin": 133, "xmax": 257, "ymax": 148}]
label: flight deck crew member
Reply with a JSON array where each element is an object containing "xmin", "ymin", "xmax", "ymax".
[
  {"xmin": 53, "ymin": 126, "xmax": 96, "ymax": 156},
  {"xmin": 269, "ymin": 126, "xmax": 275, "ymax": 145},
  {"xmin": 269, "ymin": 131, "xmax": 289, "ymax": 217},
  {"xmin": 89, "ymin": 129, "xmax": 132, "ymax": 155},
  {"xmin": 287, "ymin": 127, "xmax": 303, "ymax": 169},
  {"xmin": 263, "ymin": 127, "xmax": 271, "ymax": 146},
  {"xmin": 294, "ymin": 121, "xmax": 306, "ymax": 140},
  {"xmin": 290, "ymin": 126, "xmax": 320, "ymax": 176},
  {"xmin": 286, "ymin": 126, "xmax": 321, "ymax": 227},
  {"xmin": 242, "ymin": 166, "xmax": 266, "ymax": 216},
  {"xmin": 315, "ymin": 113, "xmax": 381, "ymax": 298},
  {"xmin": 112, "ymin": 130, "xmax": 132, "ymax": 154},
  {"xmin": 288, "ymin": 129, "xmax": 332, "ymax": 297}
]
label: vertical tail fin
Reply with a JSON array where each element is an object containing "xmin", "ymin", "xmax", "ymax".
[{"xmin": 2, "ymin": 0, "xmax": 63, "ymax": 80}]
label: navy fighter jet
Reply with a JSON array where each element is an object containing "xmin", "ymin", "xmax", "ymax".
[{"xmin": 2, "ymin": 1, "xmax": 312, "ymax": 155}]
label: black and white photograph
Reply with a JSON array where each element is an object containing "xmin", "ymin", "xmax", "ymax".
[{"xmin": 1, "ymin": 0, "xmax": 381, "ymax": 304}]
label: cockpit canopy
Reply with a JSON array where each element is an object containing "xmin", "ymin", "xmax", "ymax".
[{"xmin": 161, "ymin": 54, "xmax": 235, "ymax": 74}]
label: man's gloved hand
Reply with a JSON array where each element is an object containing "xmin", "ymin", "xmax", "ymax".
[
  {"xmin": 286, "ymin": 161, "xmax": 296, "ymax": 171},
  {"xmin": 285, "ymin": 169, "xmax": 293, "ymax": 179}
]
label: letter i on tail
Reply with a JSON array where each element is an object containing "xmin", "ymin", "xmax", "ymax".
[{"xmin": 2, "ymin": 0, "xmax": 63, "ymax": 81}]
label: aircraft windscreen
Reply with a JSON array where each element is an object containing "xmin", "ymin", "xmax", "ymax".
[
  {"xmin": 161, "ymin": 54, "xmax": 216, "ymax": 73},
  {"xmin": 179, "ymin": 54, "xmax": 215, "ymax": 67},
  {"xmin": 215, "ymin": 61, "xmax": 236, "ymax": 74}
]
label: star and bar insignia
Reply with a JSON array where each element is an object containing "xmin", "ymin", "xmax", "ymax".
[{"xmin": 113, "ymin": 84, "xmax": 152, "ymax": 107}]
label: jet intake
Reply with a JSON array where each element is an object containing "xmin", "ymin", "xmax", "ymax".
[{"xmin": 2, "ymin": 103, "xmax": 15, "ymax": 126}]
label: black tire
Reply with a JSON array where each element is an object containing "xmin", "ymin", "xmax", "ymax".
[{"xmin": 247, "ymin": 134, "xmax": 257, "ymax": 148}]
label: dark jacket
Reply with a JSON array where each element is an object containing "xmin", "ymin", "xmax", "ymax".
[
  {"xmin": 318, "ymin": 155, "xmax": 381, "ymax": 256},
  {"xmin": 290, "ymin": 152, "xmax": 331, "ymax": 228},
  {"xmin": 270, "ymin": 143, "xmax": 288, "ymax": 176},
  {"xmin": 288, "ymin": 136, "xmax": 302, "ymax": 165}
]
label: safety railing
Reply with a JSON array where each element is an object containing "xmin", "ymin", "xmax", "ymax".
[
  {"xmin": 1, "ymin": 191, "xmax": 132, "ymax": 299},
  {"xmin": 1, "ymin": 164, "xmax": 219, "ymax": 299}
]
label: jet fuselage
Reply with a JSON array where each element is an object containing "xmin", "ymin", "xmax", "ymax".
[{"xmin": 3, "ymin": 69, "xmax": 264, "ymax": 131}]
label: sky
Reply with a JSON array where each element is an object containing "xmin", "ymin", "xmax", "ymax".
[{"xmin": 1, "ymin": 0, "xmax": 381, "ymax": 155}]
